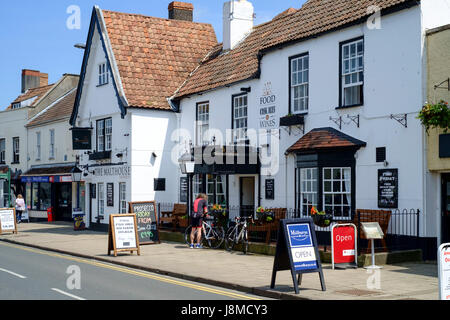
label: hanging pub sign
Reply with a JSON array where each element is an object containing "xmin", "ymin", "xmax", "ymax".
[
  {"xmin": 108, "ymin": 214, "xmax": 140, "ymax": 257},
  {"xmin": 265, "ymin": 179, "xmax": 275, "ymax": 200},
  {"xmin": 378, "ymin": 169, "xmax": 398, "ymax": 209},
  {"xmin": 129, "ymin": 201, "xmax": 160, "ymax": 245},
  {"xmin": 0, "ymin": 208, "xmax": 17, "ymax": 235},
  {"xmin": 271, "ymin": 218, "xmax": 326, "ymax": 294},
  {"xmin": 71, "ymin": 127, "xmax": 92, "ymax": 150}
]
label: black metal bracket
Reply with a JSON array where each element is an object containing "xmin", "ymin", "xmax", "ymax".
[
  {"xmin": 329, "ymin": 116, "xmax": 342, "ymax": 130},
  {"xmin": 390, "ymin": 114, "xmax": 407, "ymax": 128},
  {"xmin": 346, "ymin": 114, "xmax": 360, "ymax": 128},
  {"xmin": 434, "ymin": 77, "xmax": 450, "ymax": 91}
]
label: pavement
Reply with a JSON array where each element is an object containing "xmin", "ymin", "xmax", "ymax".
[{"xmin": 0, "ymin": 222, "xmax": 440, "ymax": 300}]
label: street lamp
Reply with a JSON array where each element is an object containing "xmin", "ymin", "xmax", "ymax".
[
  {"xmin": 179, "ymin": 152, "xmax": 195, "ymax": 175},
  {"xmin": 70, "ymin": 166, "xmax": 83, "ymax": 183}
]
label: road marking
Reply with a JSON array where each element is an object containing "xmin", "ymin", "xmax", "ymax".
[
  {"xmin": 0, "ymin": 242, "xmax": 261, "ymax": 300},
  {"xmin": 0, "ymin": 267, "xmax": 27, "ymax": 279},
  {"xmin": 51, "ymin": 288, "xmax": 86, "ymax": 301}
]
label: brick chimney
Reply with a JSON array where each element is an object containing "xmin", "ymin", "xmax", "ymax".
[
  {"xmin": 168, "ymin": 2, "xmax": 194, "ymax": 22},
  {"xmin": 21, "ymin": 69, "xmax": 49, "ymax": 93}
]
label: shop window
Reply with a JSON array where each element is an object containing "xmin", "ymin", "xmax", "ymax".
[
  {"xmin": 207, "ymin": 175, "xmax": 226, "ymax": 206},
  {"xmin": 323, "ymin": 168, "xmax": 351, "ymax": 217}
]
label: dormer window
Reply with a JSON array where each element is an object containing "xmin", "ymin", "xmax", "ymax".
[
  {"xmin": 12, "ymin": 103, "xmax": 21, "ymax": 109},
  {"xmin": 98, "ymin": 63, "xmax": 109, "ymax": 86}
]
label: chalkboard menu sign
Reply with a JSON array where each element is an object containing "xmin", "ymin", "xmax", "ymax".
[
  {"xmin": 378, "ymin": 169, "xmax": 398, "ymax": 209},
  {"xmin": 180, "ymin": 177, "xmax": 188, "ymax": 203},
  {"xmin": 265, "ymin": 179, "xmax": 275, "ymax": 200},
  {"xmin": 107, "ymin": 183, "xmax": 114, "ymax": 207},
  {"xmin": 129, "ymin": 201, "xmax": 160, "ymax": 245}
]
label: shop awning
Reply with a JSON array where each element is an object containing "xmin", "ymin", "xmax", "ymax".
[
  {"xmin": 287, "ymin": 127, "xmax": 367, "ymax": 153},
  {"xmin": 21, "ymin": 165, "xmax": 75, "ymax": 183}
]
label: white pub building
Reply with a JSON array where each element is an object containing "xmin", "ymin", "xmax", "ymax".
[{"xmin": 70, "ymin": 0, "xmax": 450, "ymax": 259}]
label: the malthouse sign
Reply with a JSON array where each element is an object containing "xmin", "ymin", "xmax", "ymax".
[{"xmin": 259, "ymin": 82, "xmax": 277, "ymax": 129}]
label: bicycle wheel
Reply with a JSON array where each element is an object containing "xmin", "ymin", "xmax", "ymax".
[
  {"xmin": 184, "ymin": 226, "xmax": 200, "ymax": 246},
  {"xmin": 225, "ymin": 227, "xmax": 237, "ymax": 251},
  {"xmin": 205, "ymin": 226, "xmax": 225, "ymax": 249}
]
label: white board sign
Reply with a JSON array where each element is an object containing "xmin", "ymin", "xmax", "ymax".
[
  {"xmin": 0, "ymin": 208, "xmax": 17, "ymax": 234},
  {"xmin": 113, "ymin": 215, "xmax": 137, "ymax": 250},
  {"xmin": 361, "ymin": 222, "xmax": 384, "ymax": 239},
  {"xmin": 439, "ymin": 243, "xmax": 450, "ymax": 300}
]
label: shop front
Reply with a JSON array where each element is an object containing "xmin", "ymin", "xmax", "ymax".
[{"xmin": 21, "ymin": 165, "xmax": 78, "ymax": 221}]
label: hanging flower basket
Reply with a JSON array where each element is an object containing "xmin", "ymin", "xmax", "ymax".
[
  {"xmin": 256, "ymin": 207, "xmax": 274, "ymax": 224},
  {"xmin": 418, "ymin": 100, "xmax": 450, "ymax": 133},
  {"xmin": 310, "ymin": 207, "xmax": 333, "ymax": 228}
]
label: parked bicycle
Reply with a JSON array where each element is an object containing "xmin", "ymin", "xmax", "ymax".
[
  {"xmin": 184, "ymin": 216, "xmax": 225, "ymax": 249},
  {"xmin": 225, "ymin": 216, "xmax": 252, "ymax": 254}
]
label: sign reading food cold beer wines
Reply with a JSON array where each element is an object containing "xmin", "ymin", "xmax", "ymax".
[{"xmin": 129, "ymin": 201, "xmax": 160, "ymax": 245}]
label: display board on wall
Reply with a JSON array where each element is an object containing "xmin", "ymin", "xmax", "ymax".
[
  {"xmin": 108, "ymin": 214, "xmax": 140, "ymax": 257},
  {"xmin": 271, "ymin": 218, "xmax": 326, "ymax": 294},
  {"xmin": 107, "ymin": 183, "xmax": 114, "ymax": 207},
  {"xmin": 0, "ymin": 208, "xmax": 17, "ymax": 235},
  {"xmin": 378, "ymin": 169, "xmax": 398, "ymax": 209},
  {"xmin": 129, "ymin": 201, "xmax": 160, "ymax": 245},
  {"xmin": 265, "ymin": 179, "xmax": 275, "ymax": 200},
  {"xmin": 180, "ymin": 177, "xmax": 188, "ymax": 203}
]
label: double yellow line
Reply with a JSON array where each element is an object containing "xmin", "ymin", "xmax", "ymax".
[{"xmin": 0, "ymin": 242, "xmax": 261, "ymax": 300}]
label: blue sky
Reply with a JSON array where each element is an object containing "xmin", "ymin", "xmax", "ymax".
[{"xmin": 0, "ymin": 0, "xmax": 306, "ymax": 110}]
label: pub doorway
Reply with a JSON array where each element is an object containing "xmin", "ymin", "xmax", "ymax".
[
  {"xmin": 442, "ymin": 173, "xmax": 450, "ymax": 244},
  {"xmin": 240, "ymin": 177, "xmax": 255, "ymax": 218}
]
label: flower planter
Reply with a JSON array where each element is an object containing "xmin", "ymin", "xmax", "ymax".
[
  {"xmin": 280, "ymin": 114, "xmax": 305, "ymax": 127},
  {"xmin": 178, "ymin": 218, "xmax": 189, "ymax": 228},
  {"xmin": 312, "ymin": 214, "xmax": 333, "ymax": 228}
]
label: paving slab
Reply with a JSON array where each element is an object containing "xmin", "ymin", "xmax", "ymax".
[{"xmin": 0, "ymin": 222, "xmax": 439, "ymax": 300}]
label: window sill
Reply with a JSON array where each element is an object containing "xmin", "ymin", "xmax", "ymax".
[
  {"xmin": 336, "ymin": 104, "xmax": 363, "ymax": 110},
  {"xmin": 11, "ymin": 162, "xmax": 20, "ymax": 165},
  {"xmin": 96, "ymin": 83, "xmax": 109, "ymax": 88}
]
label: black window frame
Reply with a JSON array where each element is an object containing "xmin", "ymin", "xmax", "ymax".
[
  {"xmin": 338, "ymin": 36, "xmax": 365, "ymax": 109},
  {"xmin": 288, "ymin": 52, "xmax": 310, "ymax": 115},
  {"xmin": 96, "ymin": 118, "xmax": 112, "ymax": 153},
  {"xmin": 12, "ymin": 137, "xmax": 20, "ymax": 164}
]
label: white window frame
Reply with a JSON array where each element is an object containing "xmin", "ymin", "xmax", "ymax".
[
  {"xmin": 341, "ymin": 38, "xmax": 364, "ymax": 107},
  {"xmin": 196, "ymin": 102, "xmax": 210, "ymax": 146},
  {"xmin": 96, "ymin": 118, "xmax": 112, "ymax": 152},
  {"xmin": 299, "ymin": 168, "xmax": 318, "ymax": 216},
  {"xmin": 0, "ymin": 139, "xmax": 5, "ymax": 164},
  {"xmin": 291, "ymin": 54, "xmax": 309, "ymax": 114},
  {"xmin": 119, "ymin": 182, "xmax": 127, "ymax": 214},
  {"xmin": 233, "ymin": 94, "xmax": 248, "ymax": 143},
  {"xmin": 49, "ymin": 129, "xmax": 55, "ymax": 159},
  {"xmin": 323, "ymin": 167, "xmax": 351, "ymax": 218},
  {"xmin": 98, "ymin": 183, "xmax": 105, "ymax": 218},
  {"xmin": 207, "ymin": 175, "xmax": 226, "ymax": 206},
  {"xmin": 98, "ymin": 63, "xmax": 109, "ymax": 86},
  {"xmin": 12, "ymin": 103, "xmax": 21, "ymax": 109},
  {"xmin": 105, "ymin": 118, "xmax": 112, "ymax": 151},
  {"xmin": 36, "ymin": 132, "xmax": 41, "ymax": 160}
]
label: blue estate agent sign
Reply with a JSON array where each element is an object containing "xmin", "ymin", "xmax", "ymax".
[
  {"xmin": 287, "ymin": 223, "xmax": 317, "ymax": 271},
  {"xmin": 271, "ymin": 218, "xmax": 326, "ymax": 294}
]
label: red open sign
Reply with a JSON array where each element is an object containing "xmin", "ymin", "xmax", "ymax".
[{"xmin": 332, "ymin": 224, "xmax": 358, "ymax": 269}]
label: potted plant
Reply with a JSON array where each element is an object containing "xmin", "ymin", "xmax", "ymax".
[
  {"xmin": 310, "ymin": 206, "xmax": 333, "ymax": 228},
  {"xmin": 280, "ymin": 113, "xmax": 305, "ymax": 127},
  {"xmin": 211, "ymin": 204, "xmax": 228, "ymax": 229},
  {"xmin": 256, "ymin": 207, "xmax": 274, "ymax": 223},
  {"xmin": 418, "ymin": 100, "xmax": 450, "ymax": 133},
  {"xmin": 178, "ymin": 214, "xmax": 189, "ymax": 228}
]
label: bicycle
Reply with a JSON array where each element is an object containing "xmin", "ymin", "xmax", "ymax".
[
  {"xmin": 225, "ymin": 216, "xmax": 252, "ymax": 254},
  {"xmin": 184, "ymin": 215, "xmax": 225, "ymax": 249}
]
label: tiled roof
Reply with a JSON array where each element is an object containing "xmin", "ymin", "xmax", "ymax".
[
  {"xmin": 175, "ymin": 0, "xmax": 414, "ymax": 98},
  {"xmin": 23, "ymin": 165, "xmax": 74, "ymax": 176},
  {"xmin": 6, "ymin": 84, "xmax": 55, "ymax": 110},
  {"xmin": 26, "ymin": 89, "xmax": 76, "ymax": 127},
  {"xmin": 287, "ymin": 127, "xmax": 367, "ymax": 153},
  {"xmin": 101, "ymin": 10, "xmax": 217, "ymax": 110}
]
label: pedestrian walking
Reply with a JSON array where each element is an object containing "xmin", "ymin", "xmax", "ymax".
[
  {"xmin": 190, "ymin": 193, "xmax": 208, "ymax": 249},
  {"xmin": 15, "ymin": 194, "xmax": 26, "ymax": 224}
]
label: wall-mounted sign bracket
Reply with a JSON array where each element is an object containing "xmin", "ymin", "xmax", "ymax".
[
  {"xmin": 329, "ymin": 116, "xmax": 342, "ymax": 130},
  {"xmin": 347, "ymin": 114, "xmax": 360, "ymax": 128},
  {"xmin": 434, "ymin": 77, "xmax": 450, "ymax": 91},
  {"xmin": 390, "ymin": 114, "xmax": 407, "ymax": 128}
]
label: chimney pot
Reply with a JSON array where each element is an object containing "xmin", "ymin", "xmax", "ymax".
[{"xmin": 21, "ymin": 69, "xmax": 48, "ymax": 93}]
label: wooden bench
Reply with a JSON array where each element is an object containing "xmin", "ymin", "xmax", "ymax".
[
  {"xmin": 159, "ymin": 204, "xmax": 187, "ymax": 231},
  {"xmin": 248, "ymin": 208, "xmax": 287, "ymax": 244},
  {"xmin": 352, "ymin": 209, "xmax": 392, "ymax": 253}
]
